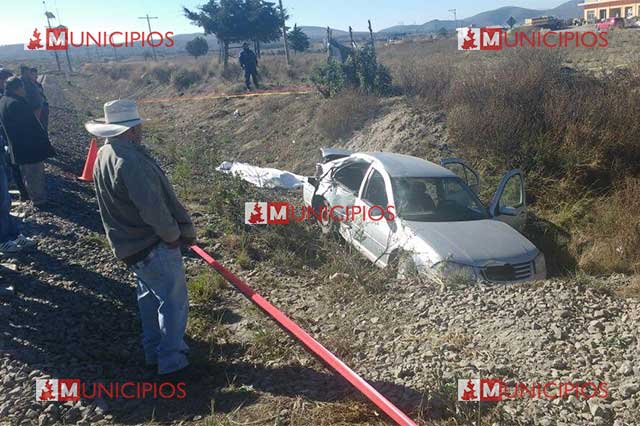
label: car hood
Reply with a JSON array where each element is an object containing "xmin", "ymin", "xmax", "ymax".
[{"xmin": 403, "ymin": 219, "xmax": 537, "ymax": 266}]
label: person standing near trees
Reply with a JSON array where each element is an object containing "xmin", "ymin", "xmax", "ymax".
[{"xmin": 239, "ymin": 43, "xmax": 259, "ymax": 91}]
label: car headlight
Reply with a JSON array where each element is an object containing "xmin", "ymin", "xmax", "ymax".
[
  {"xmin": 534, "ymin": 252, "xmax": 546, "ymax": 275},
  {"xmin": 432, "ymin": 261, "xmax": 478, "ymax": 283}
]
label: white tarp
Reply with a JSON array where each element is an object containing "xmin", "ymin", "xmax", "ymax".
[{"xmin": 216, "ymin": 161, "xmax": 305, "ymax": 190}]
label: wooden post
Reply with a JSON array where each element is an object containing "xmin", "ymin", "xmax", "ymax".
[
  {"xmin": 223, "ymin": 40, "xmax": 229, "ymax": 68},
  {"xmin": 349, "ymin": 26, "xmax": 355, "ymax": 48},
  {"xmin": 326, "ymin": 26, "xmax": 331, "ymax": 60},
  {"xmin": 368, "ymin": 20, "xmax": 375, "ymax": 52},
  {"xmin": 279, "ymin": 0, "xmax": 290, "ymax": 66}
]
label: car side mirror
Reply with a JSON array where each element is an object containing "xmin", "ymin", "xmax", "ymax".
[
  {"xmin": 470, "ymin": 183, "xmax": 480, "ymax": 195},
  {"xmin": 499, "ymin": 206, "xmax": 518, "ymax": 216},
  {"xmin": 307, "ymin": 177, "xmax": 318, "ymax": 187}
]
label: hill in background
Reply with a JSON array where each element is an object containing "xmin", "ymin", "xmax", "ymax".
[
  {"xmin": 0, "ymin": 0, "xmax": 582, "ymax": 60},
  {"xmin": 379, "ymin": 0, "xmax": 581, "ymax": 35}
]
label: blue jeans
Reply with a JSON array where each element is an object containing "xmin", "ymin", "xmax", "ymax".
[
  {"xmin": 132, "ymin": 242, "xmax": 189, "ymax": 374},
  {"xmin": 0, "ymin": 161, "xmax": 20, "ymax": 243}
]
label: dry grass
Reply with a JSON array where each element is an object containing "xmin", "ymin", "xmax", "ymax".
[
  {"xmin": 580, "ymin": 179, "xmax": 640, "ymax": 273},
  {"xmin": 315, "ymin": 89, "xmax": 382, "ymax": 141},
  {"xmin": 376, "ymin": 38, "xmax": 640, "ymax": 275},
  {"xmin": 82, "ymin": 51, "xmax": 323, "ymax": 96}
]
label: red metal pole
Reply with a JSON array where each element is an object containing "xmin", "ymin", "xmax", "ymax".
[{"xmin": 190, "ymin": 245, "xmax": 417, "ymax": 426}]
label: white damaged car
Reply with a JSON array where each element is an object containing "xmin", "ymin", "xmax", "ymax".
[{"xmin": 303, "ymin": 149, "xmax": 546, "ymax": 283}]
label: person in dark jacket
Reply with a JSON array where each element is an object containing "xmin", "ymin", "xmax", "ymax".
[
  {"xmin": 0, "ymin": 72, "xmax": 36, "ymax": 255},
  {"xmin": 0, "ymin": 77, "xmax": 55, "ymax": 207},
  {"xmin": 30, "ymin": 67, "xmax": 49, "ymax": 131},
  {"xmin": 239, "ymin": 43, "xmax": 259, "ymax": 91}
]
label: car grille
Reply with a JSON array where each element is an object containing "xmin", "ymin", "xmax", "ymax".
[{"xmin": 482, "ymin": 261, "xmax": 532, "ymax": 282}]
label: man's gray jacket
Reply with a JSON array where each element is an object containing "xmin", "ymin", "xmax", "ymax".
[{"xmin": 93, "ymin": 137, "xmax": 196, "ymax": 262}]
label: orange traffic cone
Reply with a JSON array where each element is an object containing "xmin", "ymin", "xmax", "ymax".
[{"xmin": 78, "ymin": 138, "xmax": 98, "ymax": 182}]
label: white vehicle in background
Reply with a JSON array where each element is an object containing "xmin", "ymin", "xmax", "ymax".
[{"xmin": 303, "ymin": 149, "xmax": 546, "ymax": 283}]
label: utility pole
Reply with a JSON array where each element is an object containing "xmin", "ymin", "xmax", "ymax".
[
  {"xmin": 60, "ymin": 25, "xmax": 73, "ymax": 72},
  {"xmin": 278, "ymin": 0, "xmax": 290, "ymax": 67},
  {"xmin": 449, "ymin": 8, "xmax": 458, "ymax": 30},
  {"xmin": 42, "ymin": 1, "xmax": 61, "ymax": 72},
  {"xmin": 51, "ymin": 2, "xmax": 73, "ymax": 72},
  {"xmin": 138, "ymin": 14, "xmax": 158, "ymax": 61}
]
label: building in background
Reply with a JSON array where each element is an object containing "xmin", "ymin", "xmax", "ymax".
[{"xmin": 580, "ymin": 0, "xmax": 640, "ymax": 21}]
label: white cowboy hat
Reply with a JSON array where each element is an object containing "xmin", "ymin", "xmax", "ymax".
[{"xmin": 85, "ymin": 99, "xmax": 144, "ymax": 138}]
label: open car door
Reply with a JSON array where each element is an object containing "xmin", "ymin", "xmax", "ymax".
[
  {"xmin": 441, "ymin": 158, "xmax": 481, "ymax": 195},
  {"xmin": 489, "ymin": 169, "xmax": 527, "ymax": 232}
]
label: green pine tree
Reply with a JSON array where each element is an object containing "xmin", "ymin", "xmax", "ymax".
[{"xmin": 287, "ymin": 24, "xmax": 310, "ymax": 54}]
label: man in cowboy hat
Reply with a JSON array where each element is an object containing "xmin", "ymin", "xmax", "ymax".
[
  {"xmin": 87, "ymin": 99, "xmax": 196, "ymax": 375},
  {"xmin": 239, "ymin": 42, "xmax": 259, "ymax": 91}
]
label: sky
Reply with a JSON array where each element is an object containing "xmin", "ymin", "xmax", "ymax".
[{"xmin": 2, "ymin": 0, "xmax": 566, "ymax": 45}]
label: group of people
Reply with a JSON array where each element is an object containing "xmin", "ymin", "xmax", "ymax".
[
  {"xmin": 0, "ymin": 66, "xmax": 55, "ymax": 253},
  {"xmin": 1, "ymin": 61, "xmax": 203, "ymax": 377}
]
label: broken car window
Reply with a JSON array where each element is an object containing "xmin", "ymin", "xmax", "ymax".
[
  {"xmin": 392, "ymin": 177, "xmax": 489, "ymax": 222},
  {"xmin": 334, "ymin": 161, "xmax": 370, "ymax": 193},
  {"xmin": 363, "ymin": 170, "xmax": 389, "ymax": 207}
]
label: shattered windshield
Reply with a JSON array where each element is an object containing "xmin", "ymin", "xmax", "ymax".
[{"xmin": 392, "ymin": 177, "xmax": 489, "ymax": 222}]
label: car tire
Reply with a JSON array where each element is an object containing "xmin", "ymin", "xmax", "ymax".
[{"xmin": 318, "ymin": 199, "xmax": 337, "ymax": 235}]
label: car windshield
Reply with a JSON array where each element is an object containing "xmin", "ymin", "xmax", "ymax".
[{"xmin": 392, "ymin": 177, "xmax": 489, "ymax": 222}]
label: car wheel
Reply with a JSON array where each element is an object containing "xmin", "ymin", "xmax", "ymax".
[{"xmin": 319, "ymin": 199, "xmax": 337, "ymax": 235}]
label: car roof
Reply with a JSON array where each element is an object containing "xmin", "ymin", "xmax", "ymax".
[{"xmin": 353, "ymin": 152, "xmax": 458, "ymax": 178}]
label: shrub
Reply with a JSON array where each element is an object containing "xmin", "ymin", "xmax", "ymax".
[
  {"xmin": 311, "ymin": 59, "xmax": 345, "ymax": 97},
  {"xmin": 98, "ymin": 63, "xmax": 137, "ymax": 81},
  {"xmin": 312, "ymin": 45, "xmax": 392, "ymax": 97},
  {"xmin": 438, "ymin": 48, "xmax": 640, "ymax": 273},
  {"xmin": 395, "ymin": 54, "xmax": 455, "ymax": 103},
  {"xmin": 171, "ymin": 68, "xmax": 201, "ymax": 90},
  {"xmin": 580, "ymin": 179, "xmax": 640, "ymax": 273},
  {"xmin": 149, "ymin": 65, "xmax": 172, "ymax": 84},
  {"xmin": 220, "ymin": 63, "xmax": 242, "ymax": 82},
  {"xmin": 445, "ymin": 49, "xmax": 640, "ymax": 185}
]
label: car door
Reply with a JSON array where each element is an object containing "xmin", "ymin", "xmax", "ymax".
[
  {"xmin": 354, "ymin": 167, "xmax": 397, "ymax": 266},
  {"xmin": 441, "ymin": 158, "xmax": 481, "ymax": 195},
  {"xmin": 489, "ymin": 169, "xmax": 527, "ymax": 231},
  {"xmin": 324, "ymin": 160, "xmax": 371, "ymax": 217}
]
